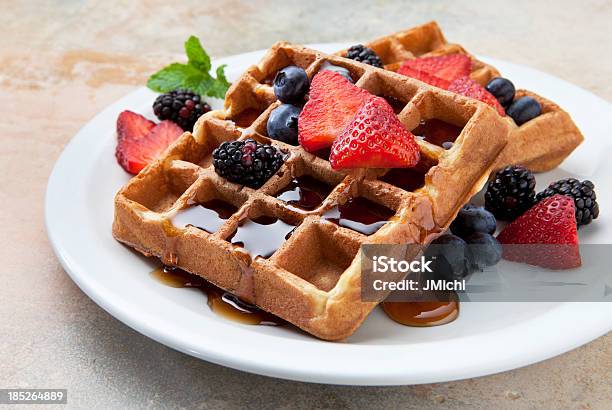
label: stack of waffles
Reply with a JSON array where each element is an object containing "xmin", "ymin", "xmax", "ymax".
[
  {"xmin": 336, "ymin": 21, "xmax": 583, "ymax": 172},
  {"xmin": 113, "ymin": 42, "xmax": 510, "ymax": 340}
]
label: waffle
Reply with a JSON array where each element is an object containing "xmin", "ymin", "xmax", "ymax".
[
  {"xmin": 336, "ymin": 21, "xmax": 584, "ymax": 172},
  {"xmin": 113, "ymin": 42, "xmax": 509, "ymax": 340}
]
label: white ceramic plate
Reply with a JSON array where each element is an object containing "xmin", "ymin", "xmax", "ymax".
[{"xmin": 46, "ymin": 43, "xmax": 612, "ymax": 385}]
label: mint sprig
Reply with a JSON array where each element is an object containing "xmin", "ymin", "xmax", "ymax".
[{"xmin": 147, "ymin": 36, "xmax": 230, "ymax": 99}]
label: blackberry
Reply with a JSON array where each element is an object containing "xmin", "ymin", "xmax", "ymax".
[
  {"xmin": 536, "ymin": 178, "xmax": 599, "ymax": 226},
  {"xmin": 212, "ymin": 139, "xmax": 285, "ymax": 188},
  {"xmin": 153, "ymin": 89, "xmax": 211, "ymax": 132},
  {"xmin": 485, "ymin": 165, "xmax": 536, "ymax": 220},
  {"xmin": 346, "ymin": 45, "xmax": 383, "ymax": 68}
]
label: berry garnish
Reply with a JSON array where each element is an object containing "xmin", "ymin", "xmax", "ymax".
[
  {"xmin": 273, "ymin": 66, "xmax": 310, "ymax": 103},
  {"xmin": 116, "ymin": 110, "xmax": 155, "ymax": 143},
  {"xmin": 115, "ymin": 111, "xmax": 183, "ymax": 175},
  {"xmin": 485, "ymin": 166, "xmax": 536, "ymax": 220},
  {"xmin": 399, "ymin": 54, "xmax": 471, "ymax": 83},
  {"xmin": 212, "ymin": 139, "xmax": 284, "ymax": 188},
  {"xmin": 485, "ymin": 77, "xmax": 515, "ymax": 107},
  {"xmin": 298, "ymin": 70, "xmax": 370, "ymax": 152},
  {"xmin": 320, "ymin": 61, "xmax": 353, "ymax": 82},
  {"xmin": 450, "ymin": 204, "xmax": 497, "ymax": 238},
  {"xmin": 345, "ymin": 45, "xmax": 383, "ymax": 68},
  {"xmin": 536, "ymin": 178, "xmax": 599, "ymax": 226},
  {"xmin": 152, "ymin": 89, "xmax": 211, "ymax": 132},
  {"xmin": 448, "ymin": 76, "xmax": 505, "ymax": 116},
  {"xmin": 465, "ymin": 232, "xmax": 502, "ymax": 271},
  {"xmin": 425, "ymin": 234, "xmax": 471, "ymax": 280},
  {"xmin": 267, "ymin": 104, "xmax": 301, "ymax": 145},
  {"xmin": 329, "ymin": 96, "xmax": 420, "ymax": 169},
  {"xmin": 497, "ymin": 195, "xmax": 581, "ymax": 270},
  {"xmin": 506, "ymin": 96, "xmax": 542, "ymax": 126},
  {"xmin": 396, "ymin": 65, "xmax": 451, "ymax": 89}
]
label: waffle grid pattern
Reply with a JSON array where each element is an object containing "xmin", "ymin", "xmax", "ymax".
[{"xmin": 113, "ymin": 43, "xmax": 508, "ymax": 340}]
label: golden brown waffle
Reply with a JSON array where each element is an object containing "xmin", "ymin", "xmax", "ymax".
[
  {"xmin": 113, "ymin": 42, "xmax": 509, "ymax": 340},
  {"xmin": 336, "ymin": 21, "xmax": 584, "ymax": 172}
]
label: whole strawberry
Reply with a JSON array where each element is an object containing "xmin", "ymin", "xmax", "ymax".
[
  {"xmin": 329, "ymin": 96, "xmax": 420, "ymax": 169},
  {"xmin": 497, "ymin": 194, "xmax": 581, "ymax": 270}
]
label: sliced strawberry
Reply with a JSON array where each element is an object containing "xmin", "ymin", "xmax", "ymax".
[
  {"xmin": 497, "ymin": 195, "xmax": 581, "ymax": 270},
  {"xmin": 116, "ymin": 120, "xmax": 183, "ymax": 174},
  {"xmin": 329, "ymin": 96, "xmax": 420, "ymax": 169},
  {"xmin": 396, "ymin": 65, "xmax": 450, "ymax": 89},
  {"xmin": 448, "ymin": 76, "xmax": 505, "ymax": 116},
  {"xmin": 399, "ymin": 54, "xmax": 471, "ymax": 82},
  {"xmin": 116, "ymin": 110, "xmax": 155, "ymax": 143},
  {"xmin": 298, "ymin": 70, "xmax": 370, "ymax": 152}
]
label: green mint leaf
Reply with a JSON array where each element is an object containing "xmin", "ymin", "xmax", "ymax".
[
  {"xmin": 185, "ymin": 36, "xmax": 211, "ymax": 73},
  {"xmin": 207, "ymin": 64, "xmax": 231, "ymax": 99},
  {"xmin": 146, "ymin": 63, "xmax": 200, "ymax": 92},
  {"xmin": 147, "ymin": 36, "xmax": 231, "ymax": 99}
]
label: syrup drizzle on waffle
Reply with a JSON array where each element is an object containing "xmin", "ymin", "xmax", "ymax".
[{"xmin": 113, "ymin": 41, "xmax": 509, "ymax": 340}]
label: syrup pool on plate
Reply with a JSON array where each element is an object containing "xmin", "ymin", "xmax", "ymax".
[
  {"xmin": 150, "ymin": 266, "xmax": 281, "ymax": 325},
  {"xmin": 228, "ymin": 215, "xmax": 295, "ymax": 258},
  {"xmin": 171, "ymin": 199, "xmax": 237, "ymax": 233},
  {"xmin": 324, "ymin": 197, "xmax": 395, "ymax": 235},
  {"xmin": 275, "ymin": 174, "xmax": 333, "ymax": 211},
  {"xmin": 413, "ymin": 118, "xmax": 462, "ymax": 149},
  {"xmin": 382, "ymin": 291, "xmax": 460, "ymax": 327}
]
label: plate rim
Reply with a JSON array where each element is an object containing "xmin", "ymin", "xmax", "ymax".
[{"xmin": 45, "ymin": 44, "xmax": 612, "ymax": 385}]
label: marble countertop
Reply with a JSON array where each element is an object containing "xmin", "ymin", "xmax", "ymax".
[{"xmin": 1, "ymin": 0, "xmax": 610, "ymax": 408}]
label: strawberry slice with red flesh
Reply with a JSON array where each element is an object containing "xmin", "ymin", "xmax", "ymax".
[
  {"xmin": 497, "ymin": 194, "xmax": 581, "ymax": 270},
  {"xmin": 329, "ymin": 96, "xmax": 420, "ymax": 169},
  {"xmin": 116, "ymin": 115, "xmax": 183, "ymax": 175},
  {"xmin": 448, "ymin": 76, "xmax": 506, "ymax": 116},
  {"xmin": 396, "ymin": 65, "xmax": 451, "ymax": 89},
  {"xmin": 298, "ymin": 70, "xmax": 370, "ymax": 152},
  {"xmin": 399, "ymin": 54, "xmax": 472, "ymax": 83},
  {"xmin": 116, "ymin": 110, "xmax": 155, "ymax": 143}
]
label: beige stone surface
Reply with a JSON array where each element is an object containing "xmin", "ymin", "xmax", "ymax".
[{"xmin": 1, "ymin": 0, "xmax": 611, "ymax": 408}]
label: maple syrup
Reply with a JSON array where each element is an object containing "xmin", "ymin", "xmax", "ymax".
[
  {"xmin": 383, "ymin": 95, "xmax": 406, "ymax": 114},
  {"xmin": 313, "ymin": 147, "xmax": 331, "ymax": 161},
  {"xmin": 232, "ymin": 108, "xmax": 264, "ymax": 128},
  {"xmin": 150, "ymin": 266, "xmax": 281, "ymax": 326},
  {"xmin": 324, "ymin": 197, "xmax": 395, "ymax": 235},
  {"xmin": 380, "ymin": 168, "xmax": 426, "ymax": 192},
  {"xmin": 228, "ymin": 215, "xmax": 295, "ymax": 258},
  {"xmin": 412, "ymin": 118, "xmax": 462, "ymax": 148},
  {"xmin": 276, "ymin": 175, "xmax": 333, "ymax": 211},
  {"xmin": 382, "ymin": 291, "xmax": 459, "ymax": 327},
  {"xmin": 171, "ymin": 199, "xmax": 237, "ymax": 233}
]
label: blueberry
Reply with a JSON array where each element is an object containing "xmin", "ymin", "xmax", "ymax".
[
  {"xmin": 266, "ymin": 104, "xmax": 301, "ymax": 145},
  {"xmin": 320, "ymin": 61, "xmax": 353, "ymax": 82},
  {"xmin": 450, "ymin": 204, "xmax": 497, "ymax": 238},
  {"xmin": 506, "ymin": 96, "xmax": 542, "ymax": 126},
  {"xmin": 425, "ymin": 234, "xmax": 471, "ymax": 280},
  {"xmin": 465, "ymin": 232, "xmax": 502, "ymax": 270},
  {"xmin": 485, "ymin": 77, "xmax": 515, "ymax": 107},
  {"xmin": 273, "ymin": 66, "xmax": 310, "ymax": 103}
]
